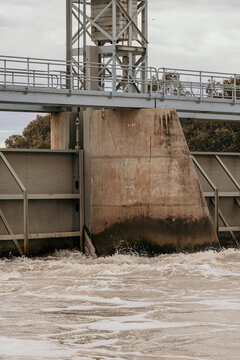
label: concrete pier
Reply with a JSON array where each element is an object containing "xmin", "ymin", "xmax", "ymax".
[
  {"xmin": 83, "ymin": 108, "xmax": 219, "ymax": 255},
  {"xmin": 51, "ymin": 112, "xmax": 77, "ymax": 150}
]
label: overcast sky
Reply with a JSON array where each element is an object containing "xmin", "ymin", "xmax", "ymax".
[{"xmin": 1, "ymin": 0, "xmax": 240, "ymax": 146}]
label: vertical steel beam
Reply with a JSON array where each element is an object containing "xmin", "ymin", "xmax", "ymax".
[
  {"xmin": 23, "ymin": 191, "xmax": 29, "ymax": 254},
  {"xmin": 128, "ymin": 0, "xmax": 133, "ymax": 69},
  {"xmin": 214, "ymin": 188, "xmax": 219, "ymax": 238},
  {"xmin": 143, "ymin": 0, "xmax": 148, "ymax": 64},
  {"xmin": 234, "ymin": 74, "xmax": 237, "ymax": 102},
  {"xmin": 142, "ymin": 0, "xmax": 148, "ymax": 92},
  {"xmin": 66, "ymin": 0, "xmax": 73, "ymax": 88},
  {"xmin": 79, "ymin": 150, "xmax": 85, "ymax": 252},
  {"xmin": 112, "ymin": 0, "xmax": 117, "ymax": 93},
  {"xmin": 83, "ymin": 0, "xmax": 86, "ymax": 66},
  {"xmin": 199, "ymin": 71, "xmax": 202, "ymax": 100},
  {"xmin": 66, "ymin": 0, "xmax": 73, "ymax": 62},
  {"xmin": 27, "ymin": 58, "xmax": 30, "ymax": 88},
  {"xmin": 3, "ymin": 59, "xmax": 6, "ymax": 87}
]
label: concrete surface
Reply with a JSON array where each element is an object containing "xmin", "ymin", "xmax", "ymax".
[
  {"xmin": 51, "ymin": 112, "xmax": 77, "ymax": 150},
  {"xmin": 83, "ymin": 108, "xmax": 219, "ymax": 255}
]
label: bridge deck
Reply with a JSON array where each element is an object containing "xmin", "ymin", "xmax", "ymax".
[{"xmin": 1, "ymin": 55, "xmax": 240, "ymax": 120}]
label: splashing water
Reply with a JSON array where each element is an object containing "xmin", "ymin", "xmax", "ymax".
[{"xmin": 0, "ymin": 249, "xmax": 240, "ymax": 359}]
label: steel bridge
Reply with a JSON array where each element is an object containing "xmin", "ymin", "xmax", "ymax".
[{"xmin": 1, "ymin": 55, "xmax": 240, "ymax": 122}]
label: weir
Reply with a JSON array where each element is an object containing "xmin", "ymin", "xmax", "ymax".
[
  {"xmin": 2, "ymin": 127, "xmax": 240, "ymax": 255},
  {"xmin": 0, "ymin": 0, "xmax": 240, "ymax": 255}
]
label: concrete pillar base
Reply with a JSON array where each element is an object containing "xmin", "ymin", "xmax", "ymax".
[
  {"xmin": 50, "ymin": 112, "xmax": 78, "ymax": 150},
  {"xmin": 83, "ymin": 108, "xmax": 219, "ymax": 256}
]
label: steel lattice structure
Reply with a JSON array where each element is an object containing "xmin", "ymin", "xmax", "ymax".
[
  {"xmin": 1, "ymin": 3, "xmax": 240, "ymax": 119},
  {"xmin": 66, "ymin": 0, "xmax": 148, "ymax": 92}
]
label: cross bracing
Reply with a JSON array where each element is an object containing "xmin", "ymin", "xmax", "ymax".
[{"xmin": 67, "ymin": 0, "xmax": 148, "ymax": 93}]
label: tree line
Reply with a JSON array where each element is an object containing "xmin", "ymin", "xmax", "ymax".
[
  {"xmin": 4, "ymin": 113, "xmax": 240, "ymax": 153},
  {"xmin": 5, "ymin": 114, "xmax": 50, "ymax": 149}
]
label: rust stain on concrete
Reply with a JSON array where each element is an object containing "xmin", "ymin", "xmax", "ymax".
[{"xmin": 83, "ymin": 108, "xmax": 219, "ymax": 255}]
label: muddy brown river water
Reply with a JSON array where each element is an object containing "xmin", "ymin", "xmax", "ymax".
[{"xmin": 0, "ymin": 249, "xmax": 239, "ymax": 359}]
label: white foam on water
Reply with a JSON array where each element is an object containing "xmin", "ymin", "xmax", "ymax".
[
  {"xmin": 198, "ymin": 298, "xmax": 240, "ymax": 310},
  {"xmin": 87, "ymin": 318, "xmax": 199, "ymax": 332},
  {"xmin": 0, "ymin": 336, "xmax": 75, "ymax": 358},
  {"xmin": 51, "ymin": 313, "xmax": 199, "ymax": 335},
  {"xmin": 197, "ymin": 263, "xmax": 240, "ymax": 278},
  {"xmin": 0, "ymin": 248, "xmax": 240, "ymax": 359},
  {"xmin": 42, "ymin": 295, "xmax": 153, "ymax": 311}
]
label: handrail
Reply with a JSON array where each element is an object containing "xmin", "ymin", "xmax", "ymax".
[
  {"xmin": 0, "ymin": 55, "xmax": 239, "ymax": 101},
  {"xmin": 0, "ymin": 54, "xmax": 239, "ymax": 77},
  {"xmin": 0, "ymin": 54, "xmax": 68, "ymax": 64},
  {"xmin": 0, "ymin": 55, "xmax": 157, "ymax": 94},
  {"xmin": 158, "ymin": 67, "xmax": 239, "ymax": 77}
]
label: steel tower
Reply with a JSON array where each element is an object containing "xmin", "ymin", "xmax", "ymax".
[{"xmin": 66, "ymin": 0, "xmax": 148, "ymax": 93}]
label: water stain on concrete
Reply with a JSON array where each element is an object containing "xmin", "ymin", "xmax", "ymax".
[{"xmin": 83, "ymin": 108, "xmax": 219, "ymax": 255}]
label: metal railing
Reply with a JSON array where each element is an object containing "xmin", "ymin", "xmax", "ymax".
[
  {"xmin": 0, "ymin": 55, "xmax": 240, "ymax": 102},
  {"xmin": 0, "ymin": 55, "xmax": 156, "ymax": 94},
  {"xmin": 157, "ymin": 68, "xmax": 240, "ymax": 101}
]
